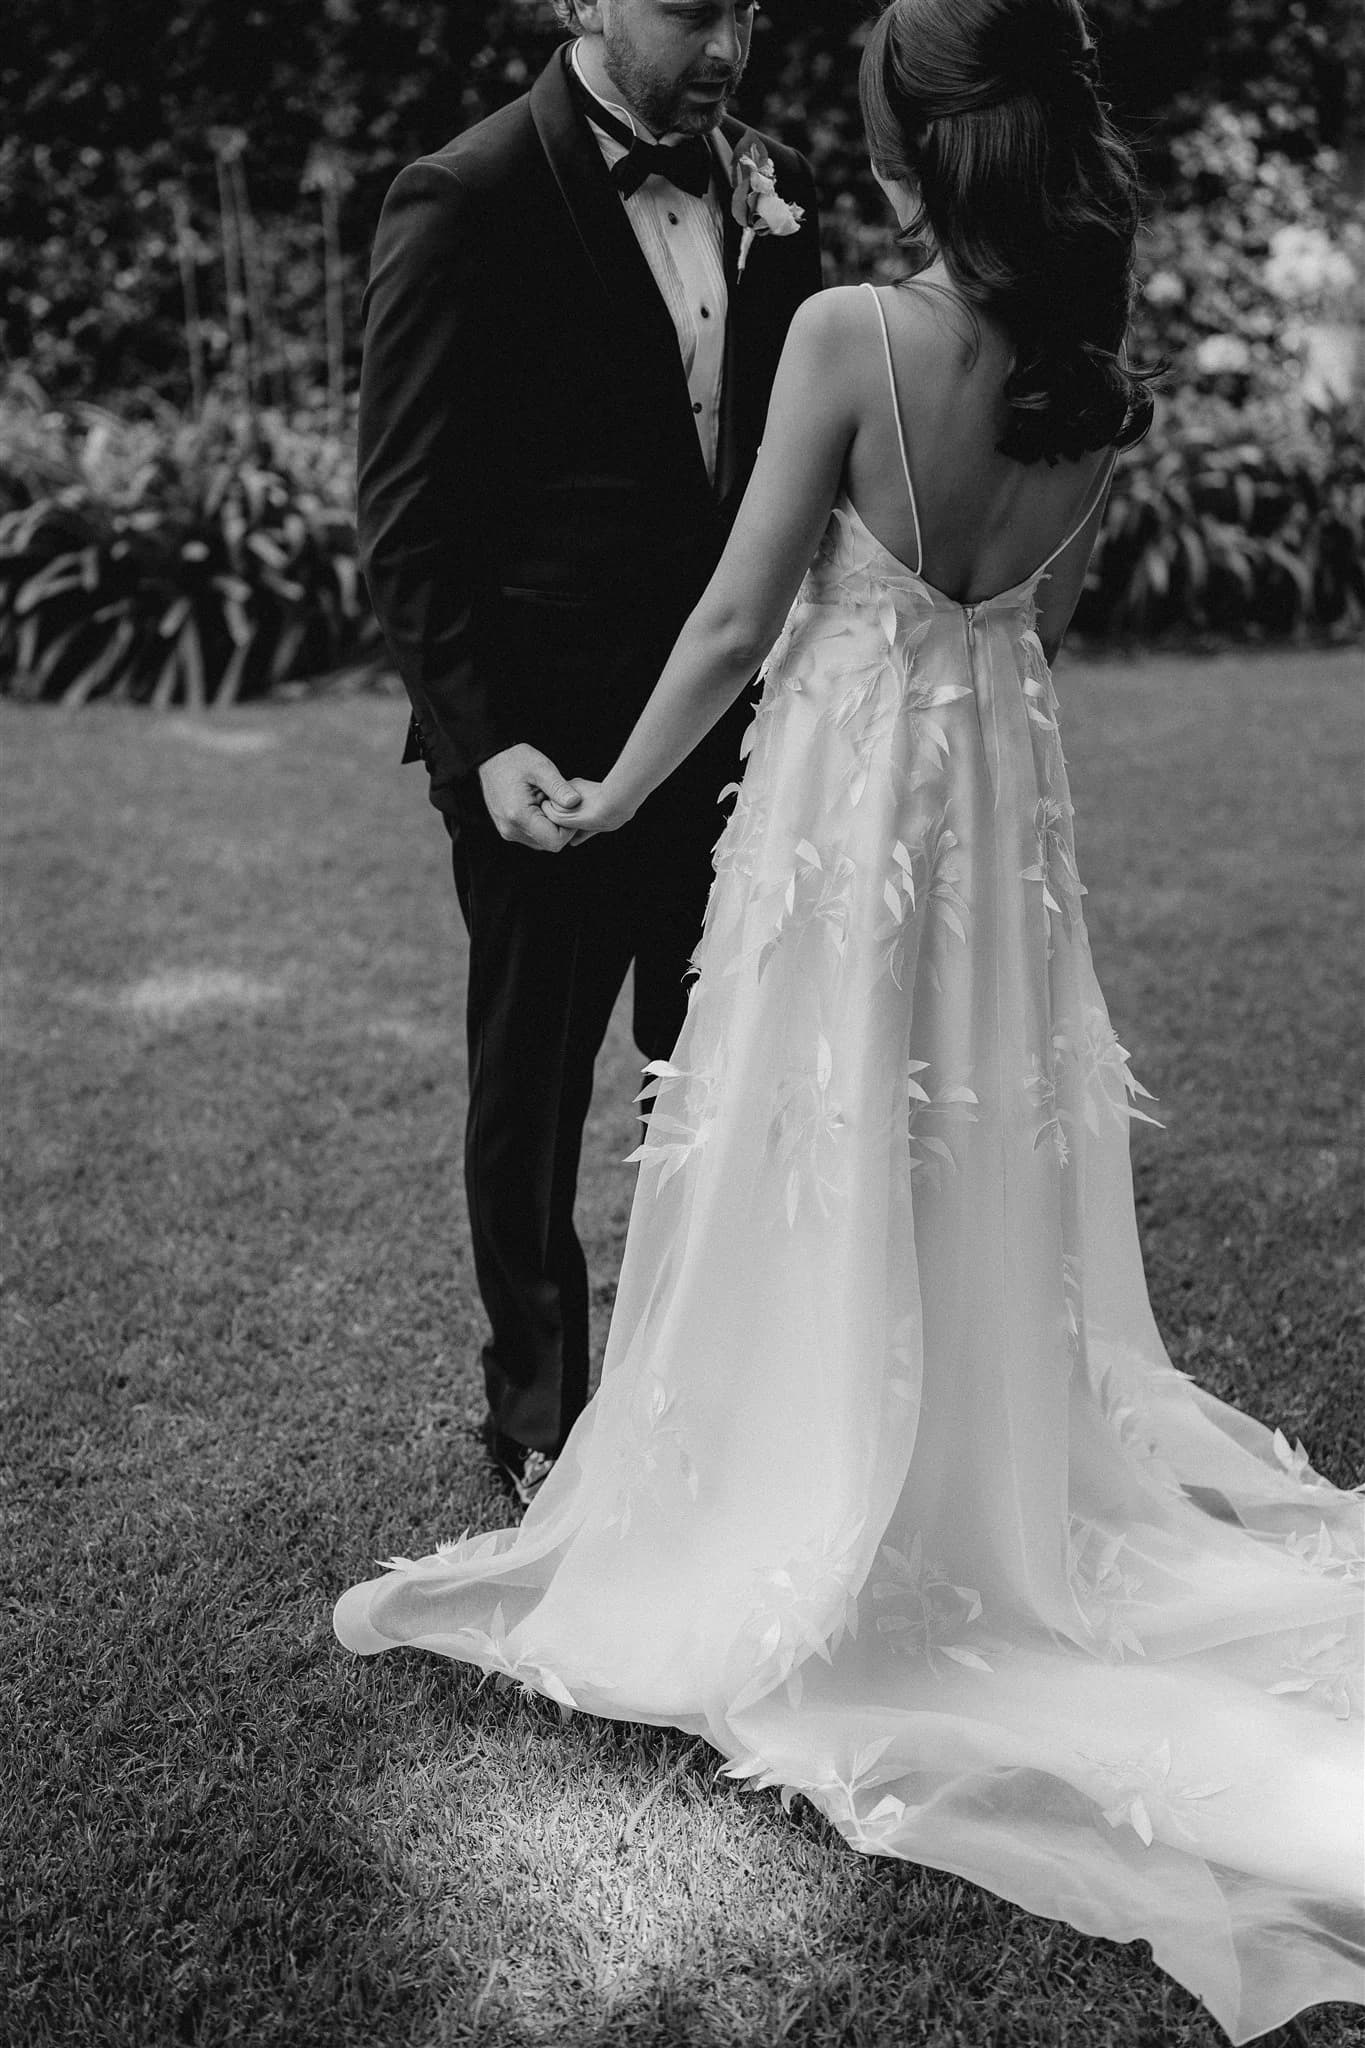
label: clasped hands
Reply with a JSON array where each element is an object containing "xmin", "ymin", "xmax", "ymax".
[{"xmin": 478, "ymin": 745, "xmax": 628, "ymax": 852}]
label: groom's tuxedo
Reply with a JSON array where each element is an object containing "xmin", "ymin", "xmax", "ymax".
[{"xmin": 358, "ymin": 43, "xmax": 821, "ymax": 1457}]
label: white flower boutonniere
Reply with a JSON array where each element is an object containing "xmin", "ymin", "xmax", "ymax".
[{"xmin": 731, "ymin": 135, "xmax": 806, "ymax": 276}]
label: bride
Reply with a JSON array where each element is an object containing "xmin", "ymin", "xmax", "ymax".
[{"xmin": 335, "ymin": 1, "xmax": 1364, "ymax": 2037}]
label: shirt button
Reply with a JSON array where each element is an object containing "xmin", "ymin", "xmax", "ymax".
[
  {"xmin": 692, "ymin": 401, "xmax": 703, "ymax": 415},
  {"xmin": 700, "ymin": 305, "xmax": 711, "ymax": 319},
  {"xmin": 668, "ymin": 212, "xmax": 679, "ymax": 226}
]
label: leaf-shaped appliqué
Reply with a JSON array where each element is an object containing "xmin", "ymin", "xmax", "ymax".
[
  {"xmin": 827, "ymin": 614, "xmax": 937, "ymax": 809},
  {"xmin": 378, "ymin": 1530, "xmax": 500, "ymax": 1577},
  {"xmin": 1282, "ymin": 1516, "xmax": 1365, "ymax": 1583},
  {"xmin": 767, "ymin": 1044, "xmax": 848, "ymax": 1226},
  {"xmin": 756, "ymin": 841, "xmax": 857, "ymax": 984},
  {"xmin": 869, "ymin": 1534, "xmax": 993, "ymax": 1677},
  {"xmin": 1267, "ymin": 1629, "xmax": 1361, "ymax": 1720},
  {"xmin": 903, "ymin": 1057, "xmax": 978, "ymax": 1186},
  {"xmin": 1066, "ymin": 1516, "xmax": 1150, "ymax": 1662},
  {"xmin": 604, "ymin": 1373, "xmax": 703, "ymax": 1537},
  {"xmin": 729, "ymin": 1517, "xmax": 868, "ymax": 1715},
  {"xmin": 1022, "ymin": 1036, "xmax": 1073, "ymax": 1169},
  {"xmin": 627, "ymin": 1052, "xmax": 728, "ymax": 1188},
  {"xmin": 1078, "ymin": 1005, "xmax": 1163, "ymax": 1135},
  {"xmin": 1271, "ymin": 1428, "xmax": 1332, "ymax": 1490},
  {"xmin": 1082, "ymin": 1737, "xmax": 1230, "ymax": 1849},
  {"xmin": 1021, "ymin": 795, "xmax": 1086, "ymax": 952}
]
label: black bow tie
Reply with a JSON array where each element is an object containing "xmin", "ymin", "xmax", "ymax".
[
  {"xmin": 612, "ymin": 133, "xmax": 713, "ymax": 200},
  {"xmin": 572, "ymin": 77, "xmax": 715, "ymax": 200}
]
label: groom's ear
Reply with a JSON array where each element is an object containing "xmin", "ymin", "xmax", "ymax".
[{"xmin": 557, "ymin": 0, "xmax": 602, "ymax": 32}]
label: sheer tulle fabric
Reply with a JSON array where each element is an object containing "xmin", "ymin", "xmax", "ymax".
[{"xmin": 336, "ymin": 499, "xmax": 1364, "ymax": 2043}]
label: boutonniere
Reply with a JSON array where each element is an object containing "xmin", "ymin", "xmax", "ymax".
[{"xmin": 730, "ymin": 133, "xmax": 806, "ymax": 275}]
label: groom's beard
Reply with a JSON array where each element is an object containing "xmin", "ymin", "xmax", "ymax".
[{"xmin": 600, "ymin": 32, "xmax": 743, "ymax": 136}]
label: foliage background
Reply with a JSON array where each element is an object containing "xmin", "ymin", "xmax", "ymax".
[
  {"xmin": 5, "ymin": 0, "xmax": 1363, "ymax": 403},
  {"xmin": 2, "ymin": 0, "xmax": 1363, "ymax": 697}
]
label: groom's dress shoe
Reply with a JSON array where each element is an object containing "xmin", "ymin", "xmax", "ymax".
[{"xmin": 482, "ymin": 1423, "xmax": 557, "ymax": 1510}]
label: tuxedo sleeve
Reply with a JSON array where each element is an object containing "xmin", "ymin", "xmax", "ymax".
[{"xmin": 356, "ymin": 159, "xmax": 507, "ymax": 782}]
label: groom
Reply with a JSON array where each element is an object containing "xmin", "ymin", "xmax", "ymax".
[{"xmin": 357, "ymin": 0, "xmax": 821, "ymax": 1503}]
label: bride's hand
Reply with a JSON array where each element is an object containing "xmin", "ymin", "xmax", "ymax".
[{"xmin": 542, "ymin": 779, "xmax": 632, "ymax": 846}]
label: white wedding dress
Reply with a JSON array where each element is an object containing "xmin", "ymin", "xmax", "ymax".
[{"xmin": 336, "ymin": 288, "xmax": 1364, "ymax": 2042}]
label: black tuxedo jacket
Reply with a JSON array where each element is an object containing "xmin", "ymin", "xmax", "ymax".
[{"xmin": 356, "ymin": 42, "xmax": 822, "ymax": 833}]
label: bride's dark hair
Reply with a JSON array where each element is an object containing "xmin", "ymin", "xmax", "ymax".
[{"xmin": 860, "ymin": 0, "xmax": 1156, "ymax": 464}]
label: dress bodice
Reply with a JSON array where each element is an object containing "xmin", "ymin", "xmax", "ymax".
[{"xmin": 804, "ymin": 493, "xmax": 1046, "ymax": 633}]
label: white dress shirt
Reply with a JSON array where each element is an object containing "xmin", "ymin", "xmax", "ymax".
[{"xmin": 571, "ymin": 42, "xmax": 728, "ymax": 481}]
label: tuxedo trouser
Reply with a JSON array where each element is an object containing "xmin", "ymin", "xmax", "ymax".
[{"xmin": 446, "ymin": 795, "xmax": 709, "ymax": 1454}]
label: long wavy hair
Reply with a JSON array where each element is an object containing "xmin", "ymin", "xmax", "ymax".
[{"xmin": 860, "ymin": 0, "xmax": 1156, "ymax": 463}]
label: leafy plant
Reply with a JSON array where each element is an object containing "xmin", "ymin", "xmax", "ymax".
[
  {"xmin": 0, "ymin": 387, "xmax": 378, "ymax": 705},
  {"xmin": 1078, "ymin": 392, "xmax": 1365, "ymax": 641},
  {"xmin": 2, "ymin": 375, "xmax": 1361, "ymax": 707}
]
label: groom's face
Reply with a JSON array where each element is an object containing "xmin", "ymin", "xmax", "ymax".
[{"xmin": 587, "ymin": 1, "xmax": 757, "ymax": 135}]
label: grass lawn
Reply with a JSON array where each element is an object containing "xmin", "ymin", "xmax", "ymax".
[{"xmin": 2, "ymin": 647, "xmax": 1361, "ymax": 2048}]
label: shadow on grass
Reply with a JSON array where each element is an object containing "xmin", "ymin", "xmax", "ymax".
[
  {"xmin": 321, "ymin": 1665, "xmax": 1251, "ymax": 2048},
  {"xmin": 5, "ymin": 1496, "xmax": 472, "ymax": 2045}
]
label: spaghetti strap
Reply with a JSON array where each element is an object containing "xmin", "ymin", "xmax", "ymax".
[
  {"xmin": 1034, "ymin": 448, "xmax": 1119, "ymax": 576},
  {"xmin": 857, "ymin": 280, "xmax": 1117, "ymax": 598},
  {"xmin": 860, "ymin": 282, "xmax": 924, "ymax": 577}
]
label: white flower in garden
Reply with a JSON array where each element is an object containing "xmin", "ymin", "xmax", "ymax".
[
  {"xmin": 1264, "ymin": 224, "xmax": 1356, "ymax": 305},
  {"xmin": 1143, "ymin": 270, "xmax": 1185, "ymax": 308},
  {"xmin": 1194, "ymin": 333, "xmax": 1252, "ymax": 375}
]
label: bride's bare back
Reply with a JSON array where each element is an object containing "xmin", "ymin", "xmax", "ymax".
[{"xmin": 841, "ymin": 277, "xmax": 1114, "ymax": 655}]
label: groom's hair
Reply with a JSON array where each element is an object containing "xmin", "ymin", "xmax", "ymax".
[{"xmin": 860, "ymin": 0, "xmax": 1157, "ymax": 464}]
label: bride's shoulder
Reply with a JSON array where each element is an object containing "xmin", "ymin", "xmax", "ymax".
[
  {"xmin": 784, "ymin": 284, "xmax": 880, "ymax": 356},
  {"xmin": 774, "ymin": 285, "xmax": 849, "ymax": 353},
  {"xmin": 769, "ymin": 290, "xmax": 880, "ymax": 433},
  {"xmin": 782, "ymin": 284, "xmax": 943, "ymax": 411},
  {"xmin": 779, "ymin": 288, "xmax": 884, "ymax": 396},
  {"xmin": 786, "ymin": 282, "xmax": 957, "ymax": 387},
  {"xmin": 794, "ymin": 281, "xmax": 958, "ymax": 354}
]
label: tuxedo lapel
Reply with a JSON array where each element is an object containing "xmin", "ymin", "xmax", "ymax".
[{"xmin": 530, "ymin": 47, "xmax": 710, "ymax": 498}]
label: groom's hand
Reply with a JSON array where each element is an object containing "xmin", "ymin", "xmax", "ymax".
[{"xmin": 478, "ymin": 745, "xmax": 582, "ymax": 852}]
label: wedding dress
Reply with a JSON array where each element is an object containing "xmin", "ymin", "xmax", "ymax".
[{"xmin": 336, "ymin": 286, "xmax": 1364, "ymax": 2042}]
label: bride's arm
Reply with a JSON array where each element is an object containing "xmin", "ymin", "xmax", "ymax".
[{"xmin": 552, "ymin": 290, "xmax": 859, "ymax": 833}]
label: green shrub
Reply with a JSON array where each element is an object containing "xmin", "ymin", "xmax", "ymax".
[
  {"xmin": 2, "ymin": 373, "xmax": 1360, "ymax": 709},
  {"xmin": 0, "ymin": 387, "xmax": 378, "ymax": 705},
  {"xmin": 1078, "ymin": 393, "xmax": 1365, "ymax": 642}
]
